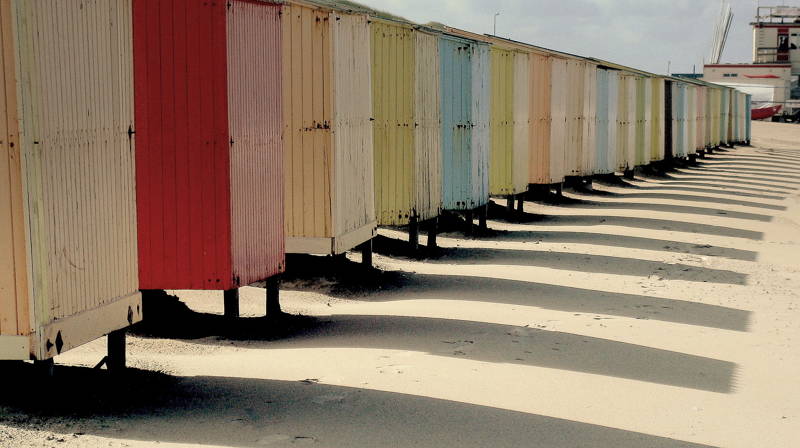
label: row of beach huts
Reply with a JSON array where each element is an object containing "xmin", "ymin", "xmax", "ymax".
[{"xmin": 0, "ymin": 0, "xmax": 751, "ymax": 370}]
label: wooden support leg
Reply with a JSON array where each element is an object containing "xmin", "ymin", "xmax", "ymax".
[
  {"xmin": 584, "ymin": 176, "xmax": 593, "ymax": 190},
  {"xmin": 516, "ymin": 194, "xmax": 524, "ymax": 213},
  {"xmin": 478, "ymin": 205, "xmax": 488, "ymax": 232},
  {"xmin": 224, "ymin": 288, "xmax": 239, "ymax": 319},
  {"xmin": 464, "ymin": 210, "xmax": 474, "ymax": 235},
  {"xmin": 266, "ymin": 276, "xmax": 281, "ymax": 317},
  {"xmin": 107, "ymin": 329, "xmax": 126, "ymax": 374},
  {"xmin": 554, "ymin": 183, "xmax": 563, "ymax": 196},
  {"xmin": 623, "ymin": 169, "xmax": 634, "ymax": 180},
  {"xmin": 427, "ymin": 218, "xmax": 438, "ymax": 250},
  {"xmin": 506, "ymin": 196, "xmax": 514, "ymax": 212},
  {"xmin": 34, "ymin": 358, "xmax": 54, "ymax": 378},
  {"xmin": 409, "ymin": 216, "xmax": 419, "ymax": 252},
  {"xmin": 361, "ymin": 239, "xmax": 373, "ymax": 268}
]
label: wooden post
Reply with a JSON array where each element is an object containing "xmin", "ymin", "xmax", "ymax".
[
  {"xmin": 478, "ymin": 205, "xmax": 487, "ymax": 231},
  {"xmin": 464, "ymin": 210, "xmax": 473, "ymax": 235},
  {"xmin": 409, "ymin": 216, "xmax": 419, "ymax": 251},
  {"xmin": 266, "ymin": 276, "xmax": 281, "ymax": 317},
  {"xmin": 34, "ymin": 359, "xmax": 54, "ymax": 377},
  {"xmin": 361, "ymin": 239, "xmax": 373, "ymax": 268},
  {"xmin": 506, "ymin": 195, "xmax": 514, "ymax": 212},
  {"xmin": 224, "ymin": 288, "xmax": 239, "ymax": 319},
  {"xmin": 516, "ymin": 194, "xmax": 524, "ymax": 213},
  {"xmin": 427, "ymin": 217, "xmax": 438, "ymax": 250},
  {"xmin": 107, "ymin": 329, "xmax": 126, "ymax": 374}
]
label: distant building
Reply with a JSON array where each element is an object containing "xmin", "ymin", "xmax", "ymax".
[{"xmin": 702, "ymin": 6, "xmax": 800, "ymax": 115}]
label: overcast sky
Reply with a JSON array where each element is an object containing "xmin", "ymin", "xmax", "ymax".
[{"xmin": 358, "ymin": 0, "xmax": 800, "ymax": 75}]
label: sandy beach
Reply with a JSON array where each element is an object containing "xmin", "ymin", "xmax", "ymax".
[{"xmin": 1, "ymin": 120, "xmax": 798, "ymax": 448}]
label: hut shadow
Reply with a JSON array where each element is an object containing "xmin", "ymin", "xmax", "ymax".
[
  {"xmin": 565, "ymin": 200, "xmax": 775, "ymax": 223},
  {"xmin": 592, "ymin": 192, "xmax": 786, "ymax": 211},
  {"xmin": 0, "ymin": 364, "xmax": 720, "ymax": 448},
  {"xmin": 643, "ymin": 180, "xmax": 791, "ymax": 196},
  {"xmin": 485, "ymin": 200, "xmax": 550, "ymax": 223},
  {"xmin": 692, "ymin": 166, "xmax": 800, "ymax": 182},
  {"xmin": 538, "ymin": 213, "xmax": 764, "ymax": 240},
  {"xmin": 428, "ymin": 246, "xmax": 748, "ymax": 285},
  {"xmin": 620, "ymin": 188, "xmax": 787, "ymax": 203},
  {"xmin": 474, "ymin": 229, "xmax": 758, "ymax": 262}
]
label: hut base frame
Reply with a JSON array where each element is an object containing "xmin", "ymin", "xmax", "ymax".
[
  {"xmin": 286, "ymin": 222, "xmax": 377, "ymax": 256},
  {"xmin": 0, "ymin": 292, "xmax": 142, "ymax": 361}
]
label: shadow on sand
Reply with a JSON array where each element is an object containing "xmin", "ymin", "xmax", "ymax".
[{"xmin": 0, "ymin": 363, "xmax": 719, "ymax": 448}]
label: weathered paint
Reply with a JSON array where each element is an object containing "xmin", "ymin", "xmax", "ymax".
[
  {"xmin": 135, "ymin": 0, "xmax": 284, "ymax": 289},
  {"xmin": 564, "ymin": 59, "xmax": 585, "ymax": 176},
  {"xmin": 282, "ymin": 4, "xmax": 375, "ymax": 254},
  {"xmin": 529, "ymin": 53, "xmax": 552, "ymax": 184},
  {"xmin": 1, "ymin": 0, "xmax": 141, "ymax": 359},
  {"xmin": 650, "ymin": 77, "xmax": 665, "ymax": 162},
  {"xmin": 581, "ymin": 64, "xmax": 597, "ymax": 175},
  {"xmin": 371, "ymin": 20, "xmax": 415, "ymax": 226},
  {"xmin": 439, "ymin": 34, "xmax": 489, "ymax": 210},
  {"xmin": 549, "ymin": 57, "xmax": 568, "ymax": 183},
  {"xmin": 594, "ymin": 68, "xmax": 619, "ymax": 174},
  {"xmin": 470, "ymin": 42, "xmax": 491, "ymax": 206},
  {"xmin": 745, "ymin": 94, "xmax": 752, "ymax": 141},
  {"xmin": 634, "ymin": 76, "xmax": 652, "ymax": 166},
  {"xmin": 686, "ymin": 85, "xmax": 697, "ymax": 155},
  {"xmin": 413, "ymin": 29, "xmax": 442, "ymax": 222},
  {"xmin": 664, "ymin": 80, "xmax": 673, "ymax": 159},
  {"xmin": 0, "ymin": 0, "xmax": 27, "ymax": 337},
  {"xmin": 511, "ymin": 51, "xmax": 531, "ymax": 193},
  {"xmin": 489, "ymin": 47, "xmax": 516, "ymax": 195},
  {"xmin": 616, "ymin": 73, "xmax": 637, "ymax": 170}
]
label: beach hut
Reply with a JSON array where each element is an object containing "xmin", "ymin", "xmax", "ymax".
[
  {"xmin": 616, "ymin": 73, "xmax": 638, "ymax": 172},
  {"xmin": 745, "ymin": 94, "xmax": 752, "ymax": 143},
  {"xmin": 664, "ymin": 79, "xmax": 674, "ymax": 159},
  {"xmin": 438, "ymin": 32, "xmax": 491, "ymax": 224},
  {"xmin": 634, "ymin": 76, "xmax": 652, "ymax": 167},
  {"xmin": 281, "ymin": 1, "xmax": 376, "ymax": 260},
  {"xmin": 134, "ymin": 0, "xmax": 285, "ymax": 317},
  {"xmin": 650, "ymin": 77, "xmax": 665, "ymax": 163},
  {"xmin": 595, "ymin": 68, "xmax": 620, "ymax": 175},
  {"xmin": 0, "ymin": 0, "xmax": 139, "ymax": 368},
  {"xmin": 550, "ymin": 56, "xmax": 569, "ymax": 184},
  {"xmin": 370, "ymin": 18, "xmax": 442, "ymax": 248}
]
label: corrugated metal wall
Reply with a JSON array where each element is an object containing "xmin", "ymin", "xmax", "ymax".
[
  {"xmin": 596, "ymin": 69, "xmax": 619, "ymax": 174},
  {"xmin": 686, "ymin": 85, "xmax": 697, "ymax": 155},
  {"xmin": 634, "ymin": 77, "xmax": 647, "ymax": 166},
  {"xmin": 595, "ymin": 69, "xmax": 610, "ymax": 174},
  {"xmin": 414, "ymin": 30, "xmax": 442, "ymax": 222},
  {"xmin": 283, "ymin": 4, "xmax": 332, "ymax": 240},
  {"xmin": 549, "ymin": 57, "xmax": 567, "ymax": 183},
  {"xmin": 564, "ymin": 59, "xmax": 584, "ymax": 176},
  {"xmin": 470, "ymin": 43, "xmax": 491, "ymax": 206},
  {"xmin": 616, "ymin": 74, "xmax": 637, "ymax": 170},
  {"xmin": 331, "ymin": 12, "xmax": 374, "ymax": 239},
  {"xmin": 227, "ymin": 0, "xmax": 285, "ymax": 285},
  {"xmin": 18, "ymin": 0, "xmax": 138, "ymax": 324},
  {"xmin": 650, "ymin": 77, "xmax": 665, "ymax": 162},
  {"xmin": 372, "ymin": 21, "xmax": 414, "ymax": 226},
  {"xmin": 529, "ymin": 53, "xmax": 552, "ymax": 184},
  {"xmin": 135, "ymin": 0, "xmax": 232, "ymax": 289},
  {"xmin": 664, "ymin": 80, "xmax": 673, "ymax": 159},
  {"xmin": 745, "ymin": 94, "xmax": 752, "ymax": 141},
  {"xmin": 0, "ymin": 0, "xmax": 28, "ymax": 336},
  {"xmin": 440, "ymin": 35, "xmax": 473, "ymax": 210},
  {"xmin": 489, "ymin": 47, "xmax": 515, "ymax": 195},
  {"xmin": 581, "ymin": 64, "xmax": 597, "ymax": 175},
  {"xmin": 511, "ymin": 51, "xmax": 531, "ymax": 194}
]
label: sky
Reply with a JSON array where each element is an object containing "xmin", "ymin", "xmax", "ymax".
[{"xmin": 357, "ymin": 0, "xmax": 800, "ymax": 75}]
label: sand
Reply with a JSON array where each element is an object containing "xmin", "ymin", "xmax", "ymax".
[{"xmin": 1, "ymin": 120, "xmax": 799, "ymax": 448}]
